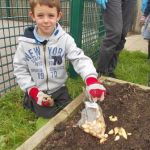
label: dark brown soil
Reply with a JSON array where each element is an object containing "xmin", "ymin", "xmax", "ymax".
[{"xmin": 36, "ymin": 83, "xmax": 150, "ymax": 150}]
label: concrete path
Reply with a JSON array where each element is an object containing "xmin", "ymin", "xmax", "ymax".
[{"xmin": 125, "ymin": 34, "xmax": 148, "ymax": 54}]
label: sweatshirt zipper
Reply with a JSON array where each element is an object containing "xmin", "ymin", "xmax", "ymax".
[{"xmin": 43, "ymin": 44, "xmax": 49, "ymax": 91}]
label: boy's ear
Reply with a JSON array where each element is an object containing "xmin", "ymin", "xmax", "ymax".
[
  {"xmin": 29, "ymin": 11, "xmax": 35, "ymax": 21},
  {"xmin": 57, "ymin": 12, "xmax": 62, "ymax": 21}
]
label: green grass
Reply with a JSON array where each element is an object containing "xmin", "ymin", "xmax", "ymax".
[
  {"xmin": 0, "ymin": 88, "xmax": 37, "ymax": 150},
  {"xmin": 0, "ymin": 50, "xmax": 149, "ymax": 149},
  {"xmin": 115, "ymin": 50, "xmax": 150, "ymax": 86}
]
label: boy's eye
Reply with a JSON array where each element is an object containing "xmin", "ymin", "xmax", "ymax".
[
  {"xmin": 37, "ymin": 14, "xmax": 43, "ymax": 17},
  {"xmin": 48, "ymin": 14, "xmax": 55, "ymax": 17}
]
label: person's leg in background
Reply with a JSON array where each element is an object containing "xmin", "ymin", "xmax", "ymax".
[
  {"xmin": 108, "ymin": 0, "xmax": 137, "ymax": 74},
  {"xmin": 96, "ymin": 0, "xmax": 123, "ymax": 76}
]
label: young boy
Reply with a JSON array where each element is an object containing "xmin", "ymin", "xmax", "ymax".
[{"xmin": 13, "ymin": 0, "xmax": 106, "ymax": 118}]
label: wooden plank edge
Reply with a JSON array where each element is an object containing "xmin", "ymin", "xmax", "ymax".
[{"xmin": 100, "ymin": 76, "xmax": 150, "ymax": 90}]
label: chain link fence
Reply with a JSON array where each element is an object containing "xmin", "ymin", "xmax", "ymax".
[{"xmin": 0, "ymin": 0, "xmax": 105, "ymax": 96}]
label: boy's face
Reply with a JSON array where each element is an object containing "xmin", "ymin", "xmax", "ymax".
[{"xmin": 30, "ymin": 4, "xmax": 61, "ymax": 37}]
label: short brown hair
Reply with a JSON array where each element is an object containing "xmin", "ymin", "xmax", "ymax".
[{"xmin": 29, "ymin": 0, "xmax": 61, "ymax": 13}]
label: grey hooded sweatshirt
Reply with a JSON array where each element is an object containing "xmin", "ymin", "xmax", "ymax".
[{"xmin": 13, "ymin": 23, "xmax": 97, "ymax": 93}]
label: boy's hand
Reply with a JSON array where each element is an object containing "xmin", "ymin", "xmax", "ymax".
[
  {"xmin": 96, "ymin": 0, "xmax": 108, "ymax": 9},
  {"xmin": 85, "ymin": 77, "xmax": 106, "ymax": 101},
  {"xmin": 28, "ymin": 87, "xmax": 54, "ymax": 107}
]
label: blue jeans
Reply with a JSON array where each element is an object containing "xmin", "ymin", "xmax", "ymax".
[{"xmin": 97, "ymin": 0, "xmax": 137, "ymax": 74}]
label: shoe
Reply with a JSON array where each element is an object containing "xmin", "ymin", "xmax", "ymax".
[
  {"xmin": 98, "ymin": 72, "xmax": 116, "ymax": 78},
  {"xmin": 96, "ymin": 69, "xmax": 116, "ymax": 78},
  {"xmin": 107, "ymin": 72, "xmax": 116, "ymax": 78}
]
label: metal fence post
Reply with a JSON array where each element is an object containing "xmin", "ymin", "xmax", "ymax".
[
  {"xmin": 6, "ymin": 0, "xmax": 11, "ymax": 17},
  {"xmin": 68, "ymin": 0, "xmax": 84, "ymax": 78},
  {"xmin": 70, "ymin": 0, "xmax": 84, "ymax": 47},
  {"xmin": 99, "ymin": 9, "xmax": 105, "ymax": 37}
]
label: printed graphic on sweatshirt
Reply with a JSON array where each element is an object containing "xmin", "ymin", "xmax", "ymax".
[
  {"xmin": 25, "ymin": 46, "xmax": 65, "ymax": 79},
  {"xmin": 48, "ymin": 46, "xmax": 64, "ymax": 65},
  {"xmin": 48, "ymin": 46, "xmax": 65, "ymax": 79},
  {"xmin": 25, "ymin": 46, "xmax": 41, "ymax": 66},
  {"xmin": 31, "ymin": 68, "xmax": 44, "ymax": 79}
]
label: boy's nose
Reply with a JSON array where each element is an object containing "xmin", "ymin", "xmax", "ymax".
[{"xmin": 44, "ymin": 17, "xmax": 49, "ymax": 22}]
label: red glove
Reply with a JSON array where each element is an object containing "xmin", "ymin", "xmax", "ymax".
[
  {"xmin": 85, "ymin": 77, "xmax": 106, "ymax": 101},
  {"xmin": 28, "ymin": 87, "xmax": 54, "ymax": 107}
]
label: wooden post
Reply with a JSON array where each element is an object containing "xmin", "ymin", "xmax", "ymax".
[{"xmin": 133, "ymin": 0, "xmax": 142, "ymax": 33}]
